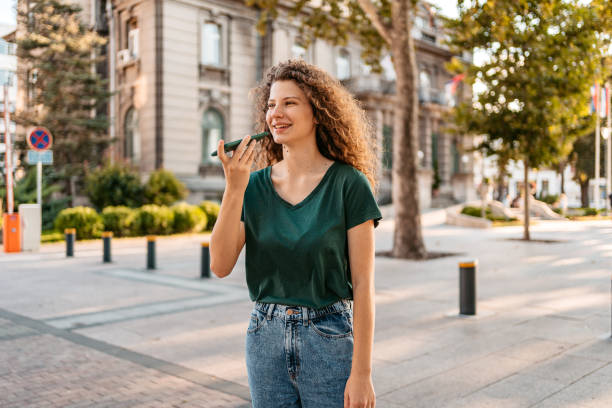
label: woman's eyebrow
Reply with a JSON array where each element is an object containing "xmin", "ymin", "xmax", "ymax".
[{"xmin": 268, "ymin": 96, "xmax": 300, "ymax": 102}]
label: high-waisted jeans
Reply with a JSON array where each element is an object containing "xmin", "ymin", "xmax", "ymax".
[{"xmin": 245, "ymin": 299, "xmax": 354, "ymax": 408}]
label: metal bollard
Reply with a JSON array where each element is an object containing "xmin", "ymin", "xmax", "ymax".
[
  {"xmin": 102, "ymin": 232, "xmax": 113, "ymax": 263},
  {"xmin": 65, "ymin": 228, "xmax": 76, "ymax": 257},
  {"xmin": 201, "ymin": 241, "xmax": 210, "ymax": 278},
  {"xmin": 146, "ymin": 235, "xmax": 156, "ymax": 270},
  {"xmin": 459, "ymin": 260, "xmax": 477, "ymax": 315}
]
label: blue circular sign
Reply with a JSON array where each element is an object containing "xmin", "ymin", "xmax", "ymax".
[{"xmin": 27, "ymin": 127, "xmax": 53, "ymax": 151}]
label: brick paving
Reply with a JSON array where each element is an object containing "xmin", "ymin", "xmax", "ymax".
[{"xmin": 0, "ymin": 317, "xmax": 249, "ymax": 408}]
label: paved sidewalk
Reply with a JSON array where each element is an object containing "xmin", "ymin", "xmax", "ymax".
[{"xmin": 1, "ymin": 216, "xmax": 612, "ymax": 407}]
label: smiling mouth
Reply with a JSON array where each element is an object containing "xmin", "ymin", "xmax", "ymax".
[{"xmin": 273, "ymin": 124, "xmax": 291, "ymax": 129}]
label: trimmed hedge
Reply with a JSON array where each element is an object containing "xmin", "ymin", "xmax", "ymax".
[
  {"xmin": 133, "ymin": 205, "xmax": 175, "ymax": 235},
  {"xmin": 54, "ymin": 206, "xmax": 103, "ymax": 240},
  {"xmin": 101, "ymin": 206, "xmax": 136, "ymax": 237},
  {"xmin": 172, "ymin": 203, "xmax": 207, "ymax": 233},
  {"xmin": 199, "ymin": 200, "xmax": 220, "ymax": 230}
]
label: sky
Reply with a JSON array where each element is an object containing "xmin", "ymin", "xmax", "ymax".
[{"xmin": 0, "ymin": 0, "xmax": 17, "ymax": 27}]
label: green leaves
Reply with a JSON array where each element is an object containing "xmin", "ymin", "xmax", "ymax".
[{"xmin": 447, "ymin": 0, "xmax": 609, "ymax": 169}]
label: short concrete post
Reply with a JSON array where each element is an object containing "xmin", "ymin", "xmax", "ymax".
[
  {"xmin": 146, "ymin": 235, "xmax": 156, "ymax": 270},
  {"xmin": 65, "ymin": 228, "xmax": 76, "ymax": 257},
  {"xmin": 201, "ymin": 241, "xmax": 210, "ymax": 278},
  {"xmin": 102, "ymin": 232, "xmax": 112, "ymax": 263},
  {"xmin": 459, "ymin": 260, "xmax": 477, "ymax": 315}
]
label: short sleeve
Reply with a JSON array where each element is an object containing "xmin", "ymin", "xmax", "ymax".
[{"xmin": 344, "ymin": 169, "xmax": 383, "ymax": 229}]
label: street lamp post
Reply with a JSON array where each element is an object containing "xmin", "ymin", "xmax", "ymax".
[{"xmin": 3, "ymin": 83, "xmax": 13, "ymax": 215}]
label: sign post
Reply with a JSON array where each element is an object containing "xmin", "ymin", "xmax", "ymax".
[{"xmin": 26, "ymin": 127, "xmax": 53, "ymax": 206}]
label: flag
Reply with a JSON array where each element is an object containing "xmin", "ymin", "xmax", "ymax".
[
  {"xmin": 590, "ymin": 84, "xmax": 599, "ymax": 115},
  {"xmin": 445, "ymin": 73, "xmax": 465, "ymax": 106},
  {"xmin": 601, "ymin": 85, "xmax": 609, "ymax": 118}
]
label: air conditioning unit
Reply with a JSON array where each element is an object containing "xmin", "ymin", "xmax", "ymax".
[{"xmin": 117, "ymin": 49, "xmax": 131, "ymax": 66}]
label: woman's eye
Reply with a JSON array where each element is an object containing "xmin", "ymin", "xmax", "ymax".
[{"xmin": 267, "ymin": 104, "xmax": 275, "ymax": 109}]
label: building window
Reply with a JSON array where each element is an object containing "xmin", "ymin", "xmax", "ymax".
[
  {"xmin": 202, "ymin": 22, "xmax": 221, "ymax": 66},
  {"xmin": 292, "ymin": 43, "xmax": 306, "ymax": 60},
  {"xmin": 128, "ymin": 28, "xmax": 139, "ymax": 58},
  {"xmin": 202, "ymin": 108, "xmax": 224, "ymax": 163},
  {"xmin": 124, "ymin": 108, "xmax": 140, "ymax": 162},
  {"xmin": 419, "ymin": 71, "xmax": 431, "ymax": 102},
  {"xmin": 336, "ymin": 49, "xmax": 351, "ymax": 80}
]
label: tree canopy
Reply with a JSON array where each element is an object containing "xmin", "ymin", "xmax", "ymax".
[
  {"xmin": 446, "ymin": 0, "xmax": 611, "ymax": 239},
  {"xmin": 15, "ymin": 0, "xmax": 111, "ymax": 198}
]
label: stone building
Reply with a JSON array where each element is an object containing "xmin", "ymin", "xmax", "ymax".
[{"xmin": 58, "ymin": 0, "xmax": 478, "ymax": 206}]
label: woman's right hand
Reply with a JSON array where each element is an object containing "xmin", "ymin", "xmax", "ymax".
[{"xmin": 217, "ymin": 135, "xmax": 258, "ymax": 193}]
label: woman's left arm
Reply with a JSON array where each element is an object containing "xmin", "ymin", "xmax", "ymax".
[{"xmin": 344, "ymin": 219, "xmax": 376, "ymax": 408}]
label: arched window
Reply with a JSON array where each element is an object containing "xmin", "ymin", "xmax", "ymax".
[
  {"xmin": 336, "ymin": 49, "xmax": 351, "ymax": 80},
  {"xmin": 202, "ymin": 22, "xmax": 221, "ymax": 65},
  {"xmin": 419, "ymin": 71, "xmax": 431, "ymax": 102},
  {"xmin": 202, "ymin": 108, "xmax": 224, "ymax": 163},
  {"xmin": 124, "ymin": 108, "xmax": 140, "ymax": 162}
]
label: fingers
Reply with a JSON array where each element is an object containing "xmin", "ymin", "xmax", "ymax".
[
  {"xmin": 235, "ymin": 135, "xmax": 251, "ymax": 160},
  {"xmin": 242, "ymin": 139, "xmax": 258, "ymax": 164},
  {"xmin": 217, "ymin": 139, "xmax": 228, "ymax": 164}
]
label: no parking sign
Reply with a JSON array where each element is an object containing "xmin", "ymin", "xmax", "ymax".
[{"xmin": 27, "ymin": 127, "xmax": 53, "ymax": 151}]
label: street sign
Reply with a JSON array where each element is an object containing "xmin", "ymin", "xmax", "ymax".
[
  {"xmin": 27, "ymin": 127, "xmax": 53, "ymax": 151},
  {"xmin": 27, "ymin": 150, "xmax": 53, "ymax": 165}
]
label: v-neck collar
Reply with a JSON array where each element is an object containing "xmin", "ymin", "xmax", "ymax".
[{"xmin": 266, "ymin": 161, "xmax": 338, "ymax": 209}]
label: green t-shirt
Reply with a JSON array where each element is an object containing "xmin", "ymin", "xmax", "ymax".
[{"xmin": 240, "ymin": 161, "xmax": 382, "ymax": 309}]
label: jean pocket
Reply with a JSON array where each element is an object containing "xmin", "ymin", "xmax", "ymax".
[
  {"xmin": 311, "ymin": 311, "xmax": 353, "ymax": 339},
  {"xmin": 247, "ymin": 309, "xmax": 266, "ymax": 334}
]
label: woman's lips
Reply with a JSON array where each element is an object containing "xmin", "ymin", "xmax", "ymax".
[{"xmin": 274, "ymin": 124, "xmax": 291, "ymax": 133}]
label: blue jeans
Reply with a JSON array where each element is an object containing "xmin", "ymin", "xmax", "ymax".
[{"xmin": 246, "ymin": 299, "xmax": 354, "ymax": 408}]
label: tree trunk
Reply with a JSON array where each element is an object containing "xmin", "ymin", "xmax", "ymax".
[
  {"xmin": 559, "ymin": 162, "xmax": 565, "ymax": 195},
  {"xmin": 389, "ymin": 1, "xmax": 426, "ymax": 259},
  {"xmin": 580, "ymin": 179, "xmax": 589, "ymax": 208},
  {"xmin": 523, "ymin": 160, "xmax": 530, "ymax": 240}
]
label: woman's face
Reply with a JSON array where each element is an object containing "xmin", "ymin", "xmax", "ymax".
[{"xmin": 266, "ymin": 80, "xmax": 317, "ymax": 145}]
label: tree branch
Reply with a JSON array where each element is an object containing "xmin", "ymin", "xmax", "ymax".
[{"xmin": 356, "ymin": 0, "xmax": 392, "ymax": 45}]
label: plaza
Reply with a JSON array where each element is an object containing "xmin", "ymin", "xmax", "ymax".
[{"xmin": 1, "ymin": 211, "xmax": 611, "ymax": 407}]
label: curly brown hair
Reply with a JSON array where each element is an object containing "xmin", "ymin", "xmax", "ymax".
[{"xmin": 249, "ymin": 59, "xmax": 379, "ymax": 192}]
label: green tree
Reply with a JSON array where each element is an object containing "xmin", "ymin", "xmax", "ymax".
[
  {"xmin": 246, "ymin": 0, "xmax": 428, "ymax": 258},
  {"xmin": 15, "ymin": 0, "xmax": 111, "ymax": 202},
  {"xmin": 446, "ymin": 0, "xmax": 609, "ymax": 240}
]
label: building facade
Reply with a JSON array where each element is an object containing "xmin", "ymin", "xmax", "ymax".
[{"xmin": 104, "ymin": 0, "xmax": 476, "ymax": 206}]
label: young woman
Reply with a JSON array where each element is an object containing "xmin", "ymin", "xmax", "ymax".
[{"xmin": 210, "ymin": 59, "xmax": 381, "ymax": 408}]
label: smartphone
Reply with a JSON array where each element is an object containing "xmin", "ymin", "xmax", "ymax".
[{"xmin": 210, "ymin": 131, "xmax": 270, "ymax": 157}]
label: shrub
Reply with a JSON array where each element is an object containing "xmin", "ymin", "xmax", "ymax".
[
  {"xmin": 171, "ymin": 203, "xmax": 207, "ymax": 233},
  {"xmin": 85, "ymin": 164, "xmax": 144, "ymax": 210},
  {"xmin": 101, "ymin": 206, "xmax": 136, "ymax": 237},
  {"xmin": 54, "ymin": 206, "xmax": 103, "ymax": 240},
  {"xmin": 538, "ymin": 194, "xmax": 558, "ymax": 205},
  {"xmin": 584, "ymin": 207, "xmax": 599, "ymax": 216},
  {"xmin": 199, "ymin": 200, "xmax": 220, "ymax": 230},
  {"xmin": 133, "ymin": 205, "xmax": 174, "ymax": 235},
  {"xmin": 144, "ymin": 170, "xmax": 187, "ymax": 206},
  {"xmin": 461, "ymin": 206, "xmax": 485, "ymax": 218}
]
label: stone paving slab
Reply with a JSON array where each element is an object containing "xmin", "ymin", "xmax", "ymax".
[
  {"xmin": 0, "ymin": 309, "xmax": 250, "ymax": 408},
  {"xmin": 1, "ymin": 218, "xmax": 612, "ymax": 406}
]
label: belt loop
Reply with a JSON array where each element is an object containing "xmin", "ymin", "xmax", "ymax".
[
  {"xmin": 266, "ymin": 304, "xmax": 275, "ymax": 321},
  {"xmin": 301, "ymin": 306, "xmax": 309, "ymax": 326}
]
